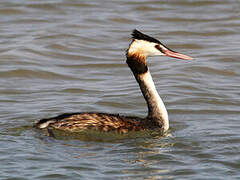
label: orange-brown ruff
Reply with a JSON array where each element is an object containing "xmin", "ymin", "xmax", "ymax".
[{"xmin": 35, "ymin": 29, "xmax": 193, "ymax": 134}]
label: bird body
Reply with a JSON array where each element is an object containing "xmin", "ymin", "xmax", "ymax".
[
  {"xmin": 36, "ymin": 112, "xmax": 160, "ymax": 134},
  {"xmin": 35, "ymin": 30, "xmax": 192, "ymax": 134}
]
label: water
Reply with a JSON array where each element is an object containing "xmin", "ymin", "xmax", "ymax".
[{"xmin": 0, "ymin": 0, "xmax": 240, "ymax": 179}]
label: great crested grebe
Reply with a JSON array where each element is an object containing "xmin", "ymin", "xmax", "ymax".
[{"xmin": 35, "ymin": 29, "xmax": 192, "ymax": 134}]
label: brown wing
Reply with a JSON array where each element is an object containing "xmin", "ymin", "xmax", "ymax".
[{"xmin": 37, "ymin": 112, "xmax": 147, "ymax": 133}]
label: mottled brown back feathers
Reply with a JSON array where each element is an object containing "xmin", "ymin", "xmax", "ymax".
[{"xmin": 36, "ymin": 112, "xmax": 160, "ymax": 134}]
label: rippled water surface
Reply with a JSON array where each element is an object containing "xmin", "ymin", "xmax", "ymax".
[{"xmin": 1, "ymin": 0, "xmax": 240, "ymax": 179}]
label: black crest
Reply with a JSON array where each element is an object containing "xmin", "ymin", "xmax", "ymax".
[{"xmin": 132, "ymin": 29, "xmax": 161, "ymax": 44}]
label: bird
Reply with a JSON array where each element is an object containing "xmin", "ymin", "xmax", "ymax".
[{"xmin": 35, "ymin": 29, "xmax": 192, "ymax": 134}]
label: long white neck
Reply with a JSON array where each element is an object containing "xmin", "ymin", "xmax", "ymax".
[{"xmin": 135, "ymin": 70, "xmax": 169, "ymax": 132}]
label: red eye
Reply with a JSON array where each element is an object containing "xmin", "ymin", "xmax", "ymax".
[{"xmin": 155, "ymin": 45, "xmax": 163, "ymax": 52}]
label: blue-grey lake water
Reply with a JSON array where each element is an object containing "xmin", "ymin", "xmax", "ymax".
[{"xmin": 0, "ymin": 0, "xmax": 240, "ymax": 179}]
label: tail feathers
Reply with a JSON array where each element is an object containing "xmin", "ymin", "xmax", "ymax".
[
  {"xmin": 35, "ymin": 119, "xmax": 56, "ymax": 129},
  {"xmin": 35, "ymin": 113, "xmax": 80, "ymax": 129}
]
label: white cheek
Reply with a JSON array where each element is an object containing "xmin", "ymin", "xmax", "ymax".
[
  {"xmin": 145, "ymin": 46, "xmax": 164, "ymax": 57},
  {"xmin": 128, "ymin": 40, "xmax": 165, "ymax": 57},
  {"xmin": 150, "ymin": 50, "xmax": 164, "ymax": 56},
  {"xmin": 140, "ymin": 42, "xmax": 164, "ymax": 57}
]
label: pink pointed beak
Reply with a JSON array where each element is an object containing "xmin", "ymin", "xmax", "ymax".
[{"xmin": 163, "ymin": 49, "xmax": 193, "ymax": 60}]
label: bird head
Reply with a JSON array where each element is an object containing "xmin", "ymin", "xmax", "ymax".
[{"xmin": 127, "ymin": 29, "xmax": 193, "ymax": 60}]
